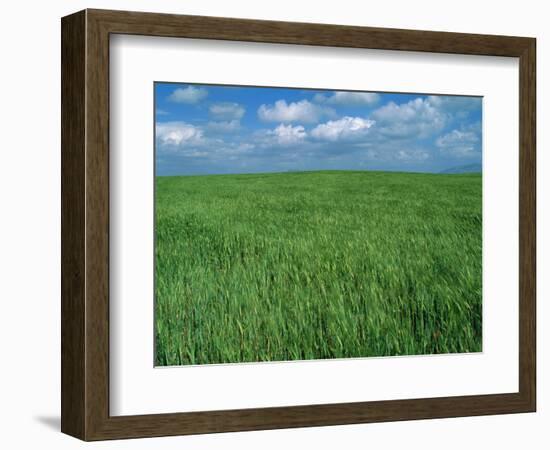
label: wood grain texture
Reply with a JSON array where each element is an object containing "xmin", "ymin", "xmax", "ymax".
[
  {"xmin": 89, "ymin": 8, "xmax": 532, "ymax": 56},
  {"xmin": 84, "ymin": 10, "xmax": 111, "ymax": 439},
  {"xmin": 61, "ymin": 8, "xmax": 537, "ymax": 441},
  {"xmin": 61, "ymin": 10, "xmax": 86, "ymax": 439},
  {"xmin": 518, "ymin": 39, "xmax": 536, "ymax": 409}
]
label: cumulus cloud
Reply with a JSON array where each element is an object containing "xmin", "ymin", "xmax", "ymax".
[
  {"xmin": 311, "ymin": 116, "xmax": 375, "ymax": 142},
  {"xmin": 257, "ymin": 100, "xmax": 334, "ymax": 123},
  {"xmin": 370, "ymin": 97, "xmax": 447, "ymax": 138},
  {"xmin": 167, "ymin": 86, "xmax": 208, "ymax": 104},
  {"xmin": 209, "ymin": 102, "xmax": 245, "ymax": 120},
  {"xmin": 264, "ymin": 124, "xmax": 307, "ymax": 146},
  {"xmin": 206, "ymin": 119, "xmax": 241, "ymax": 133},
  {"xmin": 156, "ymin": 85, "xmax": 483, "ymax": 174},
  {"xmin": 156, "ymin": 122, "xmax": 205, "ymax": 149},
  {"xmin": 436, "ymin": 127, "xmax": 480, "ymax": 157},
  {"xmin": 156, "ymin": 121, "xmax": 257, "ymax": 161},
  {"xmin": 314, "ymin": 91, "xmax": 380, "ymax": 106}
]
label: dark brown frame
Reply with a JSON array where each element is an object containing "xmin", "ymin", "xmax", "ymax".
[{"xmin": 61, "ymin": 8, "xmax": 536, "ymax": 441}]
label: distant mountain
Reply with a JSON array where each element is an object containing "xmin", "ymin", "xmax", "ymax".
[{"xmin": 440, "ymin": 163, "xmax": 482, "ymax": 174}]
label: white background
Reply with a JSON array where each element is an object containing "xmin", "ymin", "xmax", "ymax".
[
  {"xmin": 110, "ymin": 36, "xmax": 519, "ymax": 415},
  {"xmin": 0, "ymin": 0, "xmax": 547, "ymax": 448}
]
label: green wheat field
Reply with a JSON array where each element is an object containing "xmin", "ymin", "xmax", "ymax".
[{"xmin": 155, "ymin": 170, "xmax": 482, "ymax": 366}]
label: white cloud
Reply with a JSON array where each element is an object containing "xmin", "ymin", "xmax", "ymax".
[
  {"xmin": 209, "ymin": 102, "xmax": 245, "ymax": 120},
  {"xmin": 396, "ymin": 149, "xmax": 430, "ymax": 161},
  {"xmin": 257, "ymin": 100, "xmax": 334, "ymax": 123},
  {"xmin": 156, "ymin": 121, "xmax": 256, "ymax": 159},
  {"xmin": 206, "ymin": 119, "xmax": 241, "ymax": 133},
  {"xmin": 311, "ymin": 116, "xmax": 375, "ymax": 142},
  {"xmin": 156, "ymin": 122, "xmax": 205, "ymax": 149},
  {"xmin": 212, "ymin": 142, "xmax": 256, "ymax": 157},
  {"xmin": 167, "ymin": 86, "xmax": 208, "ymax": 104},
  {"xmin": 266, "ymin": 124, "xmax": 307, "ymax": 146},
  {"xmin": 436, "ymin": 128, "xmax": 480, "ymax": 157},
  {"xmin": 371, "ymin": 97, "xmax": 447, "ymax": 138},
  {"xmin": 314, "ymin": 91, "xmax": 380, "ymax": 106}
]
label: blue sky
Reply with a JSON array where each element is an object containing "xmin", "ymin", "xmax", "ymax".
[{"xmin": 155, "ymin": 82, "xmax": 482, "ymax": 176}]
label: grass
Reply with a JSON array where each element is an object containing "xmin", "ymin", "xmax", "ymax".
[{"xmin": 155, "ymin": 170, "xmax": 482, "ymax": 366}]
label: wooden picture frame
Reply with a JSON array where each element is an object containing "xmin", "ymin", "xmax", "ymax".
[{"xmin": 61, "ymin": 8, "xmax": 536, "ymax": 441}]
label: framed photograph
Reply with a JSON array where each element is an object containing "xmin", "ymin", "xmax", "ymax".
[{"xmin": 61, "ymin": 9, "xmax": 536, "ymax": 440}]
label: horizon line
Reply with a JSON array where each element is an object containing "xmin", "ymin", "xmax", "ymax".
[{"xmin": 156, "ymin": 168, "xmax": 482, "ymax": 178}]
